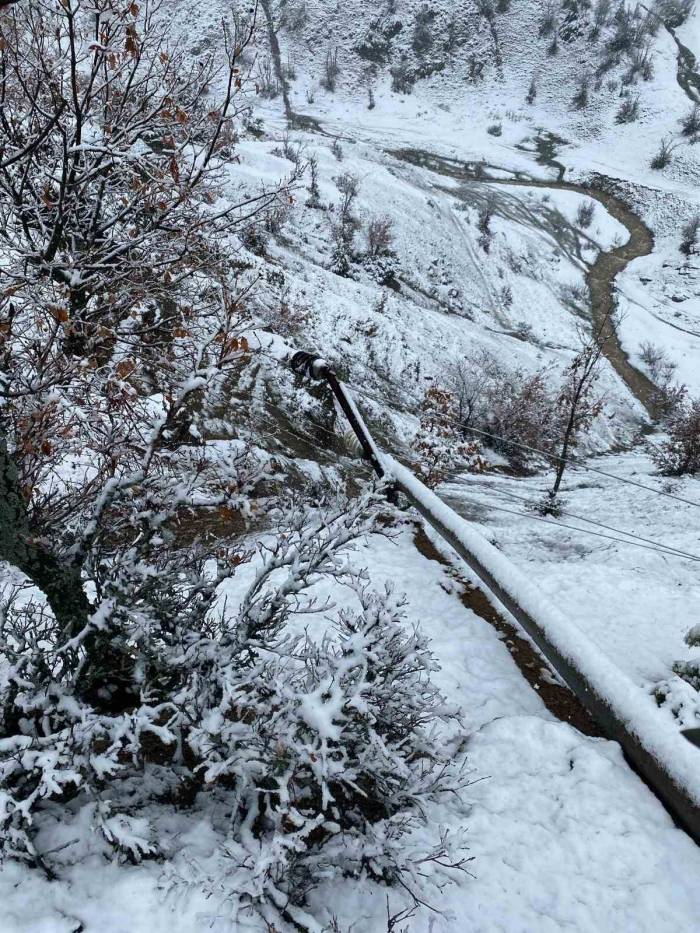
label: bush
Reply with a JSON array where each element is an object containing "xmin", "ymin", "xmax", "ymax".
[
  {"xmin": 650, "ymin": 138, "xmax": 674, "ymax": 169},
  {"xmin": 366, "ymin": 215, "xmax": 395, "ymax": 257},
  {"xmin": 681, "ymin": 104, "xmax": 700, "ymax": 137},
  {"xmin": 412, "ymin": 7, "xmax": 437, "ymax": 55},
  {"xmin": 615, "ymin": 95, "xmax": 640, "ymax": 123},
  {"xmin": 571, "ymin": 78, "xmax": 589, "ymax": 110},
  {"xmin": 639, "ymin": 341, "xmax": 677, "ymax": 386},
  {"xmin": 0, "ymin": 493, "xmax": 468, "ymax": 924},
  {"xmin": 390, "ymin": 59, "xmax": 415, "ymax": 94},
  {"xmin": 672, "ymin": 625, "xmax": 700, "ymax": 692},
  {"xmin": 447, "ymin": 351, "xmax": 561, "ymax": 470},
  {"xmin": 526, "ymin": 75, "xmax": 538, "ymax": 104},
  {"xmin": 412, "ymin": 387, "xmax": 484, "ymax": 487},
  {"xmin": 321, "ymin": 48, "xmax": 340, "ymax": 92},
  {"xmin": 478, "ymin": 203, "xmax": 494, "ymax": 252},
  {"xmin": 487, "ymin": 122, "xmax": 503, "ymax": 136},
  {"xmin": 680, "ymin": 215, "xmax": 700, "ymax": 255},
  {"xmin": 539, "ymin": 4, "xmax": 557, "ymax": 36},
  {"xmin": 576, "ymin": 200, "xmax": 595, "ymax": 228},
  {"xmin": 650, "ymin": 391, "xmax": 700, "ymax": 476}
]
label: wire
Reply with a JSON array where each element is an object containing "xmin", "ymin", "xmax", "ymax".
[
  {"xmin": 448, "ymin": 479, "xmax": 700, "ymax": 563},
  {"xmin": 456, "ymin": 497, "xmax": 700, "ymax": 563},
  {"xmin": 251, "ymin": 400, "xmax": 700, "ymax": 563},
  {"xmin": 251, "ymin": 353, "xmax": 700, "ymax": 560},
  {"xmin": 344, "ymin": 377, "xmax": 700, "ymax": 511}
]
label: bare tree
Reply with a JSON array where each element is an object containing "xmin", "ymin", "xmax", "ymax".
[
  {"xmin": 0, "ymin": 0, "xmax": 295, "ymax": 698},
  {"xmin": 546, "ymin": 326, "xmax": 606, "ymax": 510},
  {"xmin": 321, "ymin": 46, "xmax": 340, "ymax": 91}
]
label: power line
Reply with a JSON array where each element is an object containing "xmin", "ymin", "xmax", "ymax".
[
  {"xmin": 251, "ymin": 353, "xmax": 700, "ymax": 560},
  {"xmin": 250, "ymin": 395, "xmax": 700, "ymax": 564},
  {"xmin": 459, "ymin": 497, "xmax": 700, "ymax": 563},
  {"xmin": 449, "ymin": 479, "xmax": 700, "ymax": 563},
  {"xmin": 344, "ymin": 377, "xmax": 700, "ymax": 511}
]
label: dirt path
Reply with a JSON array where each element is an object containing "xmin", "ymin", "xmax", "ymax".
[
  {"xmin": 389, "ymin": 143, "xmax": 660, "ymax": 418},
  {"xmin": 413, "ymin": 524, "xmax": 601, "ymax": 736}
]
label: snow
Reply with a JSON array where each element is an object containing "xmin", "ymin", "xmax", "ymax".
[
  {"xmin": 4, "ymin": 0, "xmax": 700, "ymax": 928},
  {"xmin": 384, "ymin": 455, "xmax": 700, "ymax": 806},
  {"xmin": 6, "ymin": 527, "xmax": 700, "ymax": 932}
]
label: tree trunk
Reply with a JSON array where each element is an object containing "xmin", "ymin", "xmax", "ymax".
[{"xmin": 0, "ymin": 436, "xmax": 93, "ymax": 640}]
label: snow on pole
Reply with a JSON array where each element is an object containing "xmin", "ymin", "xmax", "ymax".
[{"xmin": 383, "ymin": 454, "xmax": 700, "ymax": 845}]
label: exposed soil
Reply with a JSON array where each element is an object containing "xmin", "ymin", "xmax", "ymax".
[{"xmin": 412, "ymin": 524, "xmax": 602, "ymax": 738}]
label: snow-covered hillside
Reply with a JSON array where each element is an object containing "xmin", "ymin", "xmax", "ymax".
[{"xmin": 1, "ymin": 0, "xmax": 700, "ymax": 930}]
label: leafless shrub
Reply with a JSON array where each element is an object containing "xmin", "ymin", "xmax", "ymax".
[
  {"xmin": 366, "ymin": 215, "xmax": 395, "ymax": 257},
  {"xmin": 307, "ymin": 155, "xmax": 321, "ymax": 208},
  {"xmin": 257, "ymin": 56, "xmax": 280, "ymax": 98},
  {"xmin": 526, "ymin": 74, "xmax": 538, "ymax": 104},
  {"xmin": 468, "ymin": 55, "xmax": 486, "ymax": 82},
  {"xmin": 680, "ymin": 215, "xmax": 700, "ymax": 255},
  {"xmin": 539, "ymin": 3, "xmax": 557, "ymax": 36},
  {"xmin": 391, "ymin": 59, "xmax": 415, "ymax": 94},
  {"xmin": 330, "ymin": 138, "xmax": 344, "ymax": 161},
  {"xmin": 650, "ymin": 390, "xmax": 700, "ymax": 476},
  {"xmin": 571, "ymin": 77, "xmax": 589, "ymax": 110},
  {"xmin": 681, "ymin": 104, "xmax": 700, "ymax": 137},
  {"xmin": 576, "ymin": 201, "xmax": 595, "ymax": 228},
  {"xmin": 616, "ymin": 95, "xmax": 640, "ymax": 123},
  {"xmin": 639, "ymin": 341, "xmax": 677, "ymax": 387},
  {"xmin": 650, "ymin": 137, "xmax": 675, "ymax": 169},
  {"xmin": 321, "ymin": 47, "xmax": 340, "ymax": 91},
  {"xmin": 478, "ymin": 202, "xmax": 494, "ymax": 252}
]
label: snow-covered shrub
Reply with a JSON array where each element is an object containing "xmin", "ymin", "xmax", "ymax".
[
  {"xmin": 411, "ymin": 387, "xmax": 484, "ymax": 488},
  {"xmin": 650, "ymin": 138, "xmax": 675, "ymax": 169},
  {"xmin": 654, "ymin": 625, "xmax": 700, "ymax": 729},
  {"xmin": 0, "ymin": 491, "xmax": 467, "ymax": 925},
  {"xmin": 366, "ymin": 215, "xmax": 395, "ymax": 257},
  {"xmin": 412, "ymin": 6, "xmax": 437, "ymax": 55},
  {"xmin": 576, "ymin": 201, "xmax": 596, "ymax": 228},
  {"xmin": 673, "ymin": 625, "xmax": 700, "ymax": 691},
  {"xmin": 321, "ymin": 47, "xmax": 341, "ymax": 92},
  {"xmin": 650, "ymin": 391, "xmax": 700, "ymax": 476},
  {"xmin": 539, "ymin": 3, "xmax": 558, "ymax": 37},
  {"xmin": 447, "ymin": 352, "xmax": 560, "ymax": 470},
  {"xmin": 639, "ymin": 341, "xmax": 677, "ymax": 387},
  {"xmin": 526, "ymin": 74, "xmax": 538, "ymax": 103},
  {"xmin": 616, "ymin": 95, "xmax": 640, "ymax": 123},
  {"xmin": 681, "ymin": 104, "xmax": 700, "ymax": 137},
  {"xmin": 478, "ymin": 203, "xmax": 495, "ymax": 252},
  {"xmin": 390, "ymin": 59, "xmax": 416, "ymax": 94},
  {"xmin": 571, "ymin": 77, "xmax": 590, "ymax": 109},
  {"xmin": 680, "ymin": 215, "xmax": 700, "ymax": 256},
  {"xmin": 330, "ymin": 173, "xmax": 361, "ymax": 276}
]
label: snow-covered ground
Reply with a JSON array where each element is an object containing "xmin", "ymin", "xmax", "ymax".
[
  {"xmin": 3, "ymin": 0, "xmax": 700, "ymax": 928},
  {"xmin": 3, "ymin": 529, "xmax": 700, "ymax": 932}
]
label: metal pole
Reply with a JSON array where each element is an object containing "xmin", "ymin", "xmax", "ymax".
[{"xmin": 290, "ymin": 351, "xmax": 385, "ymax": 478}]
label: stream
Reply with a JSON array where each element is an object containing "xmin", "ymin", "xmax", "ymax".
[{"xmin": 389, "ymin": 142, "xmax": 660, "ymax": 418}]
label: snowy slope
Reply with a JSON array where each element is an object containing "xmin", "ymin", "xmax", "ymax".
[{"xmin": 2, "ymin": 1, "xmax": 700, "ymax": 930}]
